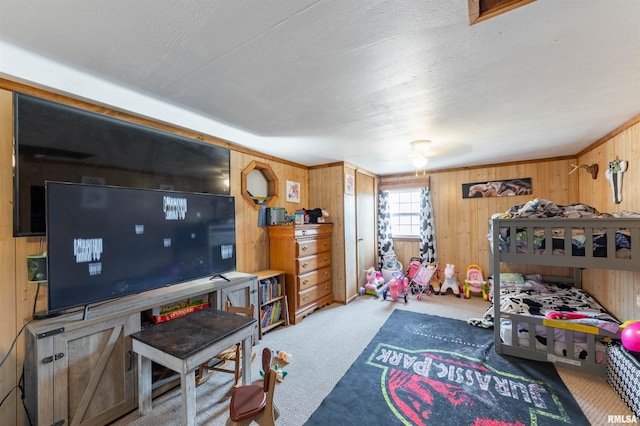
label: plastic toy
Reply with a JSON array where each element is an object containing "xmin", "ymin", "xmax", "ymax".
[
  {"xmin": 380, "ymin": 272, "xmax": 408, "ymax": 303},
  {"xmin": 275, "ymin": 349, "xmax": 292, "ymax": 363},
  {"xmin": 381, "ymin": 253, "xmax": 403, "ymax": 282},
  {"xmin": 621, "ymin": 322, "xmax": 640, "ymax": 352},
  {"xmin": 463, "ymin": 264, "xmax": 488, "ymax": 300},
  {"xmin": 360, "ymin": 267, "xmax": 385, "ymax": 296},
  {"xmin": 260, "ymin": 364, "xmax": 288, "ymax": 382},
  {"xmin": 407, "ymin": 259, "xmax": 439, "ymax": 300},
  {"xmin": 440, "ymin": 264, "xmax": 461, "ymax": 297}
]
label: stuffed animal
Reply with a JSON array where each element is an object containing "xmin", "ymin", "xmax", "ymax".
[
  {"xmin": 440, "ymin": 263, "xmax": 461, "ymax": 297},
  {"xmin": 427, "ymin": 263, "xmax": 442, "ymax": 295},
  {"xmin": 304, "ymin": 208, "xmax": 329, "ymax": 223}
]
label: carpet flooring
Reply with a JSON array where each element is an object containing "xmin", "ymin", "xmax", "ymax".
[
  {"xmin": 110, "ymin": 295, "xmax": 632, "ymax": 425},
  {"xmin": 306, "ymin": 310, "xmax": 589, "ymax": 425}
]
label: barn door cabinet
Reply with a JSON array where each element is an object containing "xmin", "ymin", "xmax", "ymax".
[{"xmin": 24, "ymin": 271, "xmax": 257, "ymax": 426}]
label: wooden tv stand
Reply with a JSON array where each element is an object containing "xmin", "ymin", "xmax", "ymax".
[{"xmin": 23, "ymin": 271, "xmax": 258, "ymax": 426}]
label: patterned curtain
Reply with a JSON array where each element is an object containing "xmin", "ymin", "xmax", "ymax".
[
  {"xmin": 419, "ymin": 186, "xmax": 437, "ymax": 263},
  {"xmin": 377, "ymin": 190, "xmax": 395, "ymax": 268}
]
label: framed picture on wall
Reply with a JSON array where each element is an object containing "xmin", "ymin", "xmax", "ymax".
[
  {"xmin": 462, "ymin": 178, "xmax": 532, "ymax": 199},
  {"xmin": 286, "ymin": 180, "xmax": 300, "ymax": 203},
  {"xmin": 344, "ymin": 173, "xmax": 354, "ymax": 195}
]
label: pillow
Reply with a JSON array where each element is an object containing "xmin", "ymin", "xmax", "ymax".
[{"xmin": 499, "ymin": 272, "xmax": 525, "ymax": 284}]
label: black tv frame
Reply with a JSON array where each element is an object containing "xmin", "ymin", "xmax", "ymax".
[
  {"xmin": 45, "ymin": 181, "xmax": 237, "ymax": 315},
  {"xmin": 13, "ymin": 92, "xmax": 230, "ymax": 237}
]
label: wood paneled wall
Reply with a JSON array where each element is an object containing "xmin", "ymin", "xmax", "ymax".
[
  {"xmin": 577, "ymin": 118, "xmax": 640, "ymax": 321},
  {"xmin": 389, "ymin": 158, "xmax": 580, "ymax": 278},
  {"xmin": 309, "ymin": 163, "xmax": 358, "ymax": 303},
  {"xmin": 389, "ymin": 119, "xmax": 640, "ymax": 322}
]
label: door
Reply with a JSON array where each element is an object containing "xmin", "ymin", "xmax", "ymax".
[
  {"xmin": 356, "ymin": 171, "xmax": 377, "ymax": 287},
  {"xmin": 53, "ymin": 314, "xmax": 138, "ymax": 426}
]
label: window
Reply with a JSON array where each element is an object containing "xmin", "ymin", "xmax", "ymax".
[{"xmin": 388, "ymin": 190, "xmax": 421, "ymax": 238}]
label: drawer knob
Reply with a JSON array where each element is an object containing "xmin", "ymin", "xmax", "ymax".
[
  {"xmin": 302, "ymin": 262, "xmax": 308, "ymax": 268},
  {"xmin": 324, "ymin": 272, "xmax": 329, "ymax": 277},
  {"xmin": 302, "ymin": 230, "xmax": 307, "ymax": 235},
  {"xmin": 303, "ymin": 294, "xmax": 309, "ymax": 302},
  {"xmin": 301, "ymin": 246, "xmax": 308, "ymax": 251},
  {"xmin": 324, "ymin": 257, "xmax": 328, "ymax": 261},
  {"xmin": 303, "ymin": 279, "xmax": 309, "ymax": 285},
  {"xmin": 325, "ymin": 285, "xmax": 329, "ymax": 290},
  {"xmin": 323, "ymin": 242, "xmax": 328, "ymax": 247}
]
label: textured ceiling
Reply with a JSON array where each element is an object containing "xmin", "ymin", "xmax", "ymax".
[{"xmin": 0, "ymin": 0, "xmax": 638, "ymax": 175}]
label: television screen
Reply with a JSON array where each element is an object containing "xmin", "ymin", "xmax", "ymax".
[
  {"xmin": 46, "ymin": 182, "xmax": 236, "ymax": 313},
  {"xmin": 14, "ymin": 92, "xmax": 230, "ymax": 236}
]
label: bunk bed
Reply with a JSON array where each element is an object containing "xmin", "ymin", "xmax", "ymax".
[{"xmin": 470, "ymin": 199, "xmax": 640, "ymax": 376}]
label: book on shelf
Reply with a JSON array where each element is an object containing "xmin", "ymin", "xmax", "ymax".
[
  {"xmin": 260, "ymin": 300, "xmax": 282, "ymax": 327},
  {"xmin": 260, "ymin": 277, "xmax": 282, "ymax": 303}
]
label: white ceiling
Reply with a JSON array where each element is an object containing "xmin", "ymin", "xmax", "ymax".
[{"xmin": 0, "ymin": 0, "xmax": 639, "ymax": 175}]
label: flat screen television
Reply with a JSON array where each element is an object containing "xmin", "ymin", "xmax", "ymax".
[
  {"xmin": 14, "ymin": 92, "xmax": 230, "ymax": 236},
  {"xmin": 46, "ymin": 181, "xmax": 236, "ymax": 314}
]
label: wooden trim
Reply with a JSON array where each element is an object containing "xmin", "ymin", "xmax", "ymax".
[
  {"xmin": 379, "ymin": 175, "xmax": 430, "ymax": 191},
  {"xmin": 468, "ymin": 0, "xmax": 537, "ymax": 26},
  {"xmin": 577, "ymin": 113, "xmax": 640, "ymax": 157}
]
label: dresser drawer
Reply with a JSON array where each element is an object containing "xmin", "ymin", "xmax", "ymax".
[
  {"xmin": 297, "ymin": 237, "xmax": 331, "ymax": 257},
  {"xmin": 297, "ymin": 266, "xmax": 331, "ymax": 291},
  {"xmin": 296, "ymin": 252, "xmax": 331, "ymax": 274},
  {"xmin": 294, "ymin": 225, "xmax": 333, "ymax": 238},
  {"xmin": 298, "ymin": 281, "xmax": 332, "ymax": 307}
]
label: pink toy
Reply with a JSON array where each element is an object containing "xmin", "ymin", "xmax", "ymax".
[
  {"xmin": 440, "ymin": 264, "xmax": 461, "ymax": 297},
  {"xmin": 360, "ymin": 267, "xmax": 385, "ymax": 296},
  {"xmin": 621, "ymin": 322, "xmax": 640, "ymax": 352},
  {"xmin": 380, "ymin": 272, "xmax": 408, "ymax": 303}
]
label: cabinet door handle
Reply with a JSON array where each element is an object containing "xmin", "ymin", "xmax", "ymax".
[
  {"xmin": 301, "ymin": 246, "xmax": 308, "ymax": 251},
  {"xmin": 302, "ymin": 262, "xmax": 308, "ymax": 268}
]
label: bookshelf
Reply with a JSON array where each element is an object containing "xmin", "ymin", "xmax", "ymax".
[{"xmin": 256, "ymin": 269, "xmax": 289, "ymax": 338}]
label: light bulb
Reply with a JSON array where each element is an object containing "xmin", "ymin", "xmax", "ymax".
[{"xmin": 412, "ymin": 155, "xmax": 428, "ymax": 169}]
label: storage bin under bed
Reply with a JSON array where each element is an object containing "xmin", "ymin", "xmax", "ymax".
[{"xmin": 607, "ymin": 342, "xmax": 640, "ymax": 417}]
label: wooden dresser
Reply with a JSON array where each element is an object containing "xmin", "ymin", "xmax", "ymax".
[{"xmin": 268, "ymin": 224, "xmax": 333, "ymax": 324}]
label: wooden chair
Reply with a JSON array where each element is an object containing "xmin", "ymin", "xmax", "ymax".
[
  {"xmin": 227, "ymin": 347, "xmax": 280, "ymax": 426},
  {"xmin": 196, "ymin": 301, "xmax": 255, "ymax": 386}
]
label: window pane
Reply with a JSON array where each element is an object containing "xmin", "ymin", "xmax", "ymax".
[{"xmin": 387, "ymin": 189, "xmax": 421, "ymax": 237}]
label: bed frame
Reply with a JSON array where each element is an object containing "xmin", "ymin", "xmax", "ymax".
[{"xmin": 491, "ymin": 217, "xmax": 640, "ymax": 375}]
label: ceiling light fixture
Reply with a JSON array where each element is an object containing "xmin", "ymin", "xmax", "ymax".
[{"xmin": 410, "ymin": 140, "xmax": 431, "ymax": 175}]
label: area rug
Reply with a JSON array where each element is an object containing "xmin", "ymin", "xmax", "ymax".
[{"xmin": 305, "ymin": 309, "xmax": 589, "ymax": 426}]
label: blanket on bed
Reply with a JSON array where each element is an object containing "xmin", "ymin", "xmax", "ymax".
[
  {"xmin": 466, "ymin": 275, "xmax": 620, "ymax": 336},
  {"xmin": 498, "ymin": 198, "xmax": 640, "ymax": 219}
]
